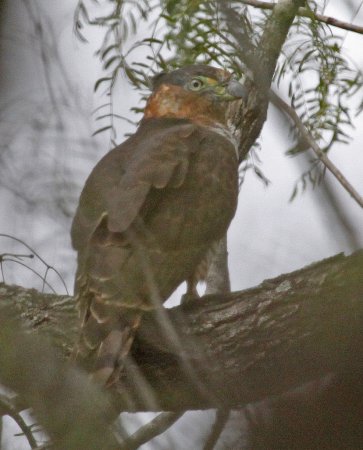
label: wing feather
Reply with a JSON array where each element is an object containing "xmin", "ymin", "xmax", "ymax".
[
  {"xmin": 71, "ymin": 121, "xmax": 198, "ymax": 247},
  {"xmin": 106, "ymin": 123, "xmax": 197, "ymax": 233}
]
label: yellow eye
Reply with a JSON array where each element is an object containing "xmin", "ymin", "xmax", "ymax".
[{"xmin": 189, "ymin": 78, "xmax": 204, "ymax": 91}]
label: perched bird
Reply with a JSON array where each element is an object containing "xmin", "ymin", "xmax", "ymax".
[{"xmin": 71, "ymin": 64, "xmax": 245, "ymax": 386}]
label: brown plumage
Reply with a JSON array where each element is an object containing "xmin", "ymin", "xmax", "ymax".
[{"xmin": 71, "ymin": 65, "xmax": 245, "ymax": 386}]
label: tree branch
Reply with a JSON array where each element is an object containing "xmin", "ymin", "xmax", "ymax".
[
  {"xmin": 0, "ymin": 394, "xmax": 38, "ymax": 449},
  {"xmin": 1, "ymin": 250, "xmax": 362, "ymax": 413},
  {"xmin": 225, "ymin": 0, "xmax": 305, "ymax": 161},
  {"xmin": 258, "ymin": 0, "xmax": 305, "ymax": 86},
  {"xmin": 202, "ymin": 409, "xmax": 230, "ymax": 450},
  {"xmin": 240, "ymin": 0, "xmax": 363, "ymax": 35},
  {"xmin": 0, "ymin": 307, "xmax": 120, "ymax": 449},
  {"xmin": 270, "ymin": 90, "xmax": 363, "ymax": 208},
  {"xmin": 205, "ymin": 236, "xmax": 231, "ymax": 295},
  {"xmin": 118, "ymin": 412, "xmax": 183, "ymax": 450}
]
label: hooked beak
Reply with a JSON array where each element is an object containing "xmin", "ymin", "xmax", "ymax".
[
  {"xmin": 226, "ymin": 79, "xmax": 247, "ymax": 100},
  {"xmin": 214, "ymin": 78, "xmax": 247, "ymax": 101}
]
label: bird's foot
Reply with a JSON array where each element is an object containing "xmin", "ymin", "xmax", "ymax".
[{"xmin": 181, "ymin": 290, "xmax": 200, "ymax": 306}]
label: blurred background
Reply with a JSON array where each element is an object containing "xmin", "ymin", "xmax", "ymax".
[{"xmin": 0, "ymin": 0, "xmax": 362, "ymax": 448}]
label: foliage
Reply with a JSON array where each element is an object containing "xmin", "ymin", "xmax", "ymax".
[
  {"xmin": 276, "ymin": 3, "xmax": 363, "ymax": 196},
  {"xmin": 74, "ymin": 0, "xmax": 363, "ymax": 194}
]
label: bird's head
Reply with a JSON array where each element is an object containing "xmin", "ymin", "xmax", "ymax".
[{"xmin": 144, "ymin": 65, "xmax": 246, "ymax": 126}]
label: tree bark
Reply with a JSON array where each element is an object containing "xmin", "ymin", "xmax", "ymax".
[
  {"xmin": 1, "ymin": 250, "xmax": 362, "ymax": 412},
  {"xmin": 205, "ymin": 236, "xmax": 231, "ymax": 295},
  {"xmin": 225, "ymin": 0, "xmax": 306, "ymax": 161}
]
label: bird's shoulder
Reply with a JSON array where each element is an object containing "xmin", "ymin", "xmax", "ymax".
[{"xmin": 71, "ymin": 119, "xmax": 201, "ymax": 249}]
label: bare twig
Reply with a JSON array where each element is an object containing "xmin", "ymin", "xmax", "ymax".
[
  {"xmin": 118, "ymin": 412, "xmax": 184, "ymax": 450},
  {"xmin": 0, "ymin": 253, "xmax": 33, "ymax": 284},
  {"xmin": 317, "ymin": 175, "xmax": 362, "ymax": 250},
  {"xmin": 0, "ymin": 393, "xmax": 38, "ymax": 449},
  {"xmin": 203, "ymin": 409, "xmax": 230, "ymax": 450},
  {"xmin": 0, "ymin": 253, "xmax": 33, "ymax": 260},
  {"xmin": 0, "ymin": 234, "xmax": 69, "ymax": 294},
  {"xmin": 241, "ymin": 0, "xmax": 363, "ymax": 35},
  {"xmin": 270, "ymin": 90, "xmax": 363, "ymax": 209},
  {"xmin": 0, "ymin": 258, "xmax": 57, "ymax": 294}
]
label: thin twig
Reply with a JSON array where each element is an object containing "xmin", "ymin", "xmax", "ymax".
[
  {"xmin": 118, "ymin": 412, "xmax": 184, "ymax": 450},
  {"xmin": 0, "ymin": 394, "xmax": 38, "ymax": 449},
  {"xmin": 0, "ymin": 234, "xmax": 69, "ymax": 294},
  {"xmin": 270, "ymin": 90, "xmax": 363, "ymax": 209},
  {"xmin": 0, "ymin": 253, "xmax": 34, "ymax": 282},
  {"xmin": 241, "ymin": 0, "xmax": 363, "ymax": 35},
  {"xmin": 1, "ymin": 258, "xmax": 57, "ymax": 294},
  {"xmin": 203, "ymin": 409, "xmax": 230, "ymax": 450}
]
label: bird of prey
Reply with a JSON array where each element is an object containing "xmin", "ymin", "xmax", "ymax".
[{"xmin": 71, "ymin": 64, "xmax": 245, "ymax": 386}]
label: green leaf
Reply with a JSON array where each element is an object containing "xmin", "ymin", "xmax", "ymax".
[
  {"xmin": 141, "ymin": 38, "xmax": 163, "ymax": 44},
  {"xmin": 104, "ymin": 56, "xmax": 120, "ymax": 70},
  {"xmin": 92, "ymin": 125, "xmax": 112, "ymax": 137},
  {"xmin": 101, "ymin": 45, "xmax": 118, "ymax": 60},
  {"xmin": 94, "ymin": 77, "xmax": 112, "ymax": 92}
]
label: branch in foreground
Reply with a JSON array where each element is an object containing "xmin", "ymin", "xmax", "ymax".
[
  {"xmin": 0, "ymin": 394, "xmax": 37, "ymax": 449},
  {"xmin": 202, "ymin": 409, "xmax": 230, "ymax": 450},
  {"xmin": 119, "ymin": 412, "xmax": 183, "ymax": 450},
  {"xmin": 1, "ymin": 250, "xmax": 362, "ymax": 413},
  {"xmin": 0, "ymin": 309, "xmax": 120, "ymax": 450},
  {"xmin": 241, "ymin": 0, "xmax": 363, "ymax": 35},
  {"xmin": 270, "ymin": 90, "xmax": 363, "ymax": 209}
]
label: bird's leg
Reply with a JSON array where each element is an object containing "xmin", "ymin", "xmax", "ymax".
[{"xmin": 181, "ymin": 275, "xmax": 200, "ymax": 305}]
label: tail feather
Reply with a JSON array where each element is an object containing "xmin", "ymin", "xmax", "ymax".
[
  {"xmin": 91, "ymin": 328, "xmax": 124, "ymax": 385},
  {"xmin": 73, "ymin": 293, "xmax": 143, "ymax": 388},
  {"xmin": 90, "ymin": 309, "xmax": 142, "ymax": 387}
]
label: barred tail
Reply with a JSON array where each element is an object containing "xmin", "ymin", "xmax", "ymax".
[
  {"xmin": 92, "ymin": 310, "xmax": 142, "ymax": 387},
  {"xmin": 73, "ymin": 301, "xmax": 142, "ymax": 388}
]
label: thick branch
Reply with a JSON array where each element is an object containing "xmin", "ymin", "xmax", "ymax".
[
  {"xmin": 226, "ymin": 0, "xmax": 305, "ymax": 160},
  {"xmin": 1, "ymin": 250, "xmax": 362, "ymax": 412},
  {"xmin": 258, "ymin": 0, "xmax": 305, "ymax": 84}
]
